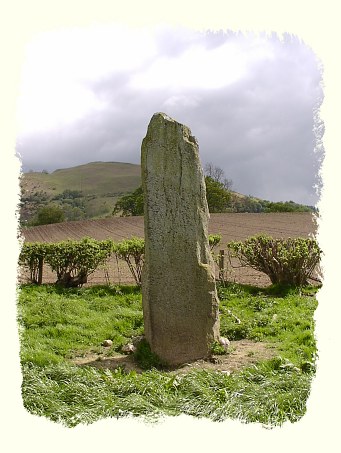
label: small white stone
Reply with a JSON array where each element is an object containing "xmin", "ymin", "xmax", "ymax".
[
  {"xmin": 102, "ymin": 339, "xmax": 113, "ymax": 347},
  {"xmin": 219, "ymin": 337, "xmax": 230, "ymax": 348}
]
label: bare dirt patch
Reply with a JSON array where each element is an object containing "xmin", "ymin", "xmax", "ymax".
[{"xmin": 71, "ymin": 340, "xmax": 277, "ymax": 375}]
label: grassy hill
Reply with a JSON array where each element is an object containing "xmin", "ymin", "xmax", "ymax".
[
  {"xmin": 21, "ymin": 161, "xmax": 141, "ymax": 196},
  {"xmin": 20, "ymin": 162, "xmax": 141, "ymax": 223},
  {"xmin": 20, "ymin": 161, "xmax": 314, "ymax": 225}
]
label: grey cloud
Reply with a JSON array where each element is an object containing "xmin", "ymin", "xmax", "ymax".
[{"xmin": 17, "ymin": 30, "xmax": 323, "ymax": 205}]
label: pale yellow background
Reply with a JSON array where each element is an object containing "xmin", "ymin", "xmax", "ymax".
[{"xmin": 1, "ymin": 1, "xmax": 339, "ymax": 451}]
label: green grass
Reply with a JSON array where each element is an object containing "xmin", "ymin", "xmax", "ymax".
[
  {"xmin": 217, "ymin": 283, "xmax": 318, "ymax": 371},
  {"xmin": 17, "ymin": 282, "xmax": 319, "ymax": 427},
  {"xmin": 21, "ymin": 360, "xmax": 312, "ymax": 426},
  {"xmin": 18, "ymin": 284, "xmax": 143, "ymax": 366}
]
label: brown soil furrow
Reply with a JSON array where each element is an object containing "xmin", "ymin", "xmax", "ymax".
[{"xmin": 22, "ymin": 213, "xmax": 316, "ymax": 244}]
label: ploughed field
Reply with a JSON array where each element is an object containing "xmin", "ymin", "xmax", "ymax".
[{"xmin": 20, "ymin": 212, "xmax": 318, "ymax": 286}]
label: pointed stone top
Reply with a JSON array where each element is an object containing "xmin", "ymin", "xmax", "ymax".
[
  {"xmin": 147, "ymin": 112, "xmax": 197, "ymax": 146},
  {"xmin": 151, "ymin": 112, "xmax": 175, "ymax": 122}
]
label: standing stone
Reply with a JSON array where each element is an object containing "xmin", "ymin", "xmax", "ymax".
[{"xmin": 141, "ymin": 112, "xmax": 220, "ymax": 366}]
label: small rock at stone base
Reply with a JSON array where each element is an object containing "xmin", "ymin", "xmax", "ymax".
[
  {"xmin": 102, "ymin": 339, "xmax": 113, "ymax": 347},
  {"xmin": 121, "ymin": 343, "xmax": 136, "ymax": 354},
  {"xmin": 219, "ymin": 337, "xmax": 230, "ymax": 349}
]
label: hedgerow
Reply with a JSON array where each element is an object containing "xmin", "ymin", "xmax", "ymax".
[
  {"xmin": 19, "ymin": 238, "xmax": 113, "ymax": 287},
  {"xmin": 19, "ymin": 234, "xmax": 279, "ymax": 288},
  {"xmin": 19, "ymin": 237, "xmax": 146, "ymax": 287}
]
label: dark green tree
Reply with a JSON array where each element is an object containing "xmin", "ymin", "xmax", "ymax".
[
  {"xmin": 113, "ymin": 170, "xmax": 232, "ymax": 217},
  {"xmin": 264, "ymin": 201, "xmax": 311, "ymax": 213},
  {"xmin": 33, "ymin": 204, "xmax": 65, "ymax": 225},
  {"xmin": 204, "ymin": 162, "xmax": 233, "ymax": 190},
  {"xmin": 53, "ymin": 189, "xmax": 83, "ymax": 200},
  {"xmin": 112, "ymin": 186, "xmax": 144, "ymax": 216},
  {"xmin": 204, "ymin": 176, "xmax": 231, "ymax": 213}
]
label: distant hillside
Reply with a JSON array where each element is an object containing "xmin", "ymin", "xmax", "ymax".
[
  {"xmin": 20, "ymin": 161, "xmax": 314, "ymax": 225},
  {"xmin": 21, "ymin": 161, "xmax": 141, "ymax": 196},
  {"xmin": 20, "ymin": 162, "xmax": 141, "ymax": 223}
]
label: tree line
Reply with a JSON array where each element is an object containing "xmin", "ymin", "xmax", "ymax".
[
  {"xmin": 23, "ymin": 163, "xmax": 314, "ymax": 226},
  {"xmin": 112, "ymin": 163, "xmax": 314, "ymax": 217}
]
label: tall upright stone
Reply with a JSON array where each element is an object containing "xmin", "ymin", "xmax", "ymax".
[{"xmin": 141, "ymin": 112, "xmax": 220, "ymax": 366}]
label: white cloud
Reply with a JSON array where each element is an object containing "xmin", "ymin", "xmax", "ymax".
[
  {"xmin": 17, "ymin": 25, "xmax": 158, "ymax": 134},
  {"xmin": 18, "ymin": 83, "xmax": 104, "ymax": 134}
]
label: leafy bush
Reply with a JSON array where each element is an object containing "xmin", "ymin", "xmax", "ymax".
[
  {"xmin": 32, "ymin": 204, "xmax": 65, "ymax": 225},
  {"xmin": 18, "ymin": 242, "xmax": 48, "ymax": 284},
  {"xmin": 113, "ymin": 237, "xmax": 145, "ymax": 286},
  {"xmin": 227, "ymin": 235, "xmax": 322, "ymax": 286},
  {"xmin": 44, "ymin": 238, "xmax": 113, "ymax": 287},
  {"xmin": 208, "ymin": 234, "xmax": 222, "ymax": 250}
]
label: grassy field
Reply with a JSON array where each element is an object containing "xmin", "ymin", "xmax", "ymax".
[{"xmin": 17, "ymin": 282, "xmax": 319, "ymax": 427}]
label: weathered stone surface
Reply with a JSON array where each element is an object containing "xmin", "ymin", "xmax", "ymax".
[{"xmin": 141, "ymin": 112, "xmax": 220, "ymax": 366}]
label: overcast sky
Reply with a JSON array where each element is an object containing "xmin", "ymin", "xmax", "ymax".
[{"xmin": 16, "ymin": 25, "xmax": 323, "ymax": 205}]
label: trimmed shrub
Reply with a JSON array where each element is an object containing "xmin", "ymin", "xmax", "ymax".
[
  {"xmin": 227, "ymin": 235, "xmax": 322, "ymax": 286},
  {"xmin": 44, "ymin": 238, "xmax": 113, "ymax": 287},
  {"xmin": 113, "ymin": 237, "xmax": 145, "ymax": 286},
  {"xmin": 18, "ymin": 242, "xmax": 48, "ymax": 284}
]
